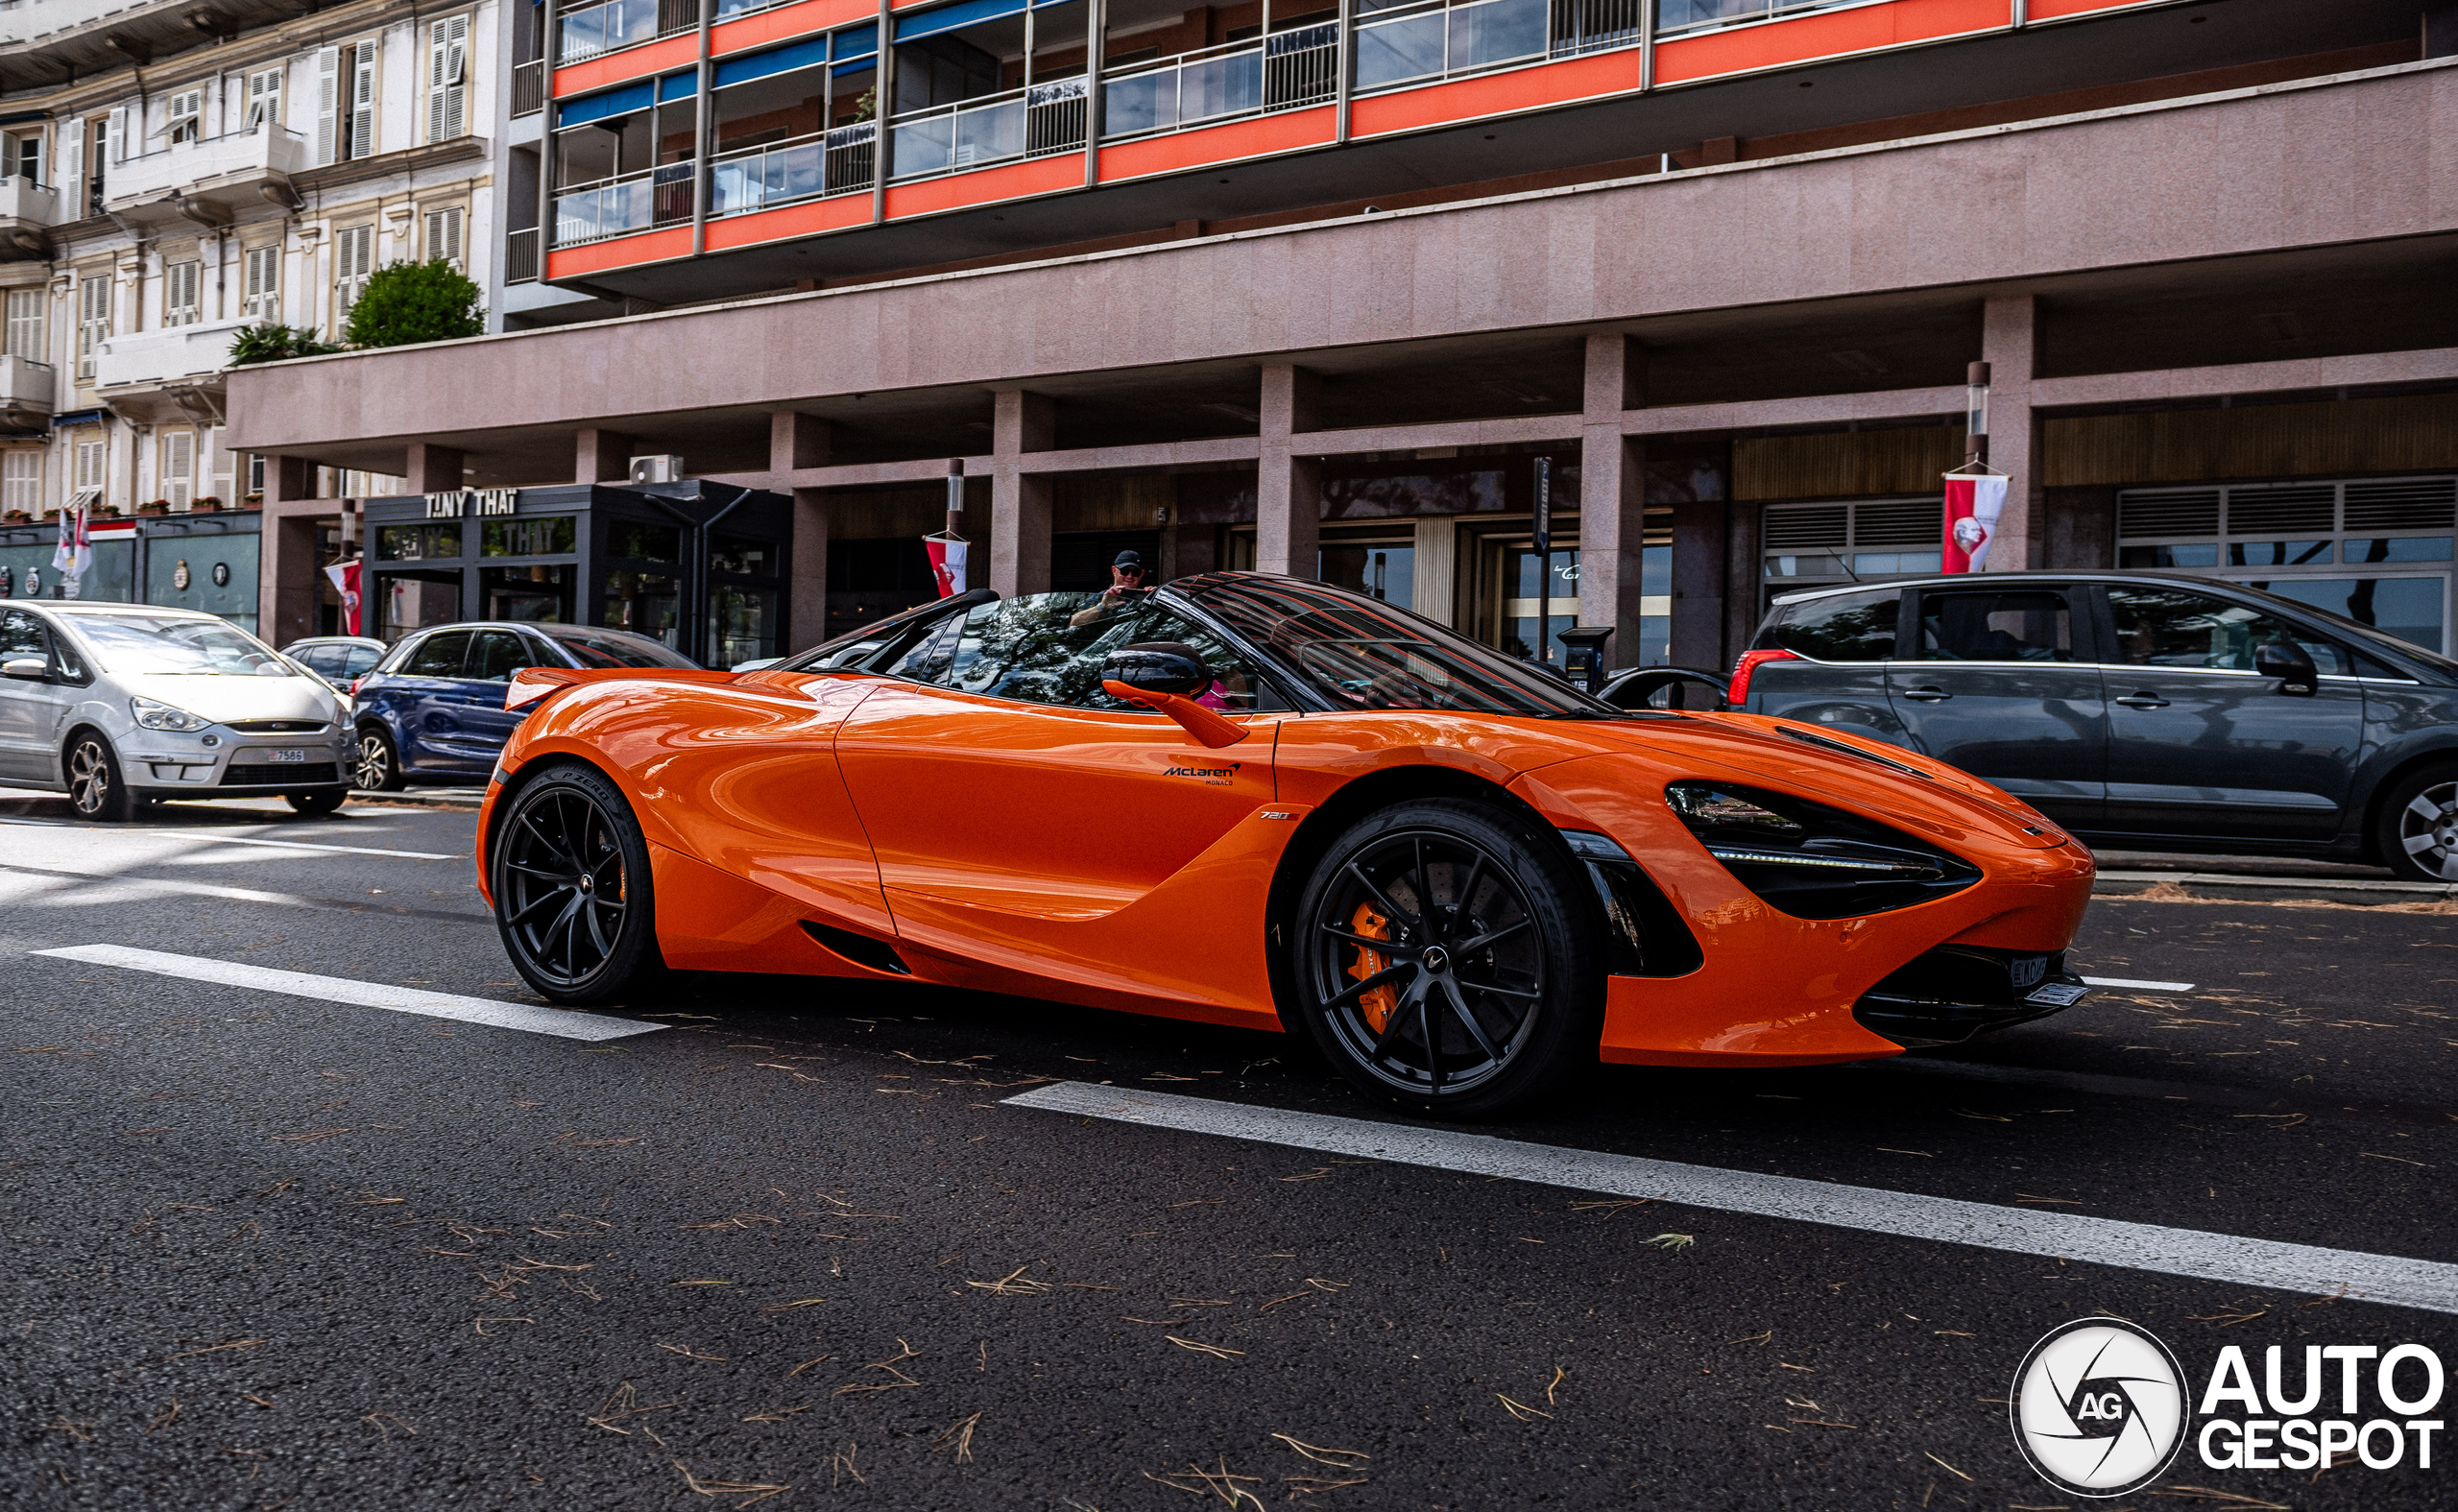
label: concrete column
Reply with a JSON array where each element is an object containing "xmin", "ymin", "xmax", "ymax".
[
  {"xmin": 575, "ymin": 427, "xmax": 632, "ymax": 484},
  {"xmin": 1982, "ymin": 294, "xmax": 2039, "ymax": 571},
  {"xmin": 990, "ymin": 390, "xmax": 1053, "ymax": 597},
  {"xmin": 255, "ymin": 455, "xmax": 323, "ymax": 647},
  {"xmin": 772, "ymin": 412, "xmax": 832, "ymax": 651},
  {"xmin": 1668, "ymin": 497, "xmax": 1729, "ymax": 672},
  {"xmin": 404, "ymin": 443, "xmax": 464, "ymax": 494},
  {"xmin": 1256, "ymin": 363, "xmax": 1322, "ymax": 578},
  {"xmin": 1576, "ymin": 334, "xmax": 1648, "ymax": 667}
]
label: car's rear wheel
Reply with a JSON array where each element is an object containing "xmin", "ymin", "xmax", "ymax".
[
  {"xmin": 65, "ymin": 731, "xmax": 135, "ymax": 824},
  {"xmin": 1289, "ymin": 798, "xmax": 1601, "ymax": 1119},
  {"xmin": 492, "ymin": 762, "xmax": 665, "ymax": 1005},
  {"xmin": 352, "ymin": 727, "xmax": 404, "ymax": 792},
  {"xmin": 286, "ymin": 789, "xmax": 346, "ymax": 818},
  {"xmin": 2377, "ymin": 764, "xmax": 2458, "ymax": 882}
]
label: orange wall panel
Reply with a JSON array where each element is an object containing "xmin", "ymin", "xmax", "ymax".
[
  {"xmin": 1655, "ymin": 0, "xmax": 2010, "ymax": 85},
  {"xmin": 554, "ymin": 35, "xmax": 703, "ymax": 100},
  {"xmin": 703, "ymin": 192, "xmax": 875, "ymax": 250},
  {"xmin": 885, "ymin": 153, "xmax": 1085, "ymax": 219},
  {"xmin": 1096, "ymin": 105, "xmax": 1336, "ymax": 184},
  {"xmin": 545, "ymin": 226, "xmax": 694, "ymax": 280},
  {"xmin": 1351, "ymin": 51, "xmax": 1640, "ymax": 139},
  {"xmin": 712, "ymin": 0, "xmax": 876, "ymax": 57}
]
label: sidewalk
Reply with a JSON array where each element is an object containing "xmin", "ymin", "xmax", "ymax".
[{"xmin": 2087, "ymin": 850, "xmax": 2449, "ymax": 908}]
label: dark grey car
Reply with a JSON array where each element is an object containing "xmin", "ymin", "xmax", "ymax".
[{"xmin": 1729, "ymin": 572, "xmax": 2458, "ymax": 881}]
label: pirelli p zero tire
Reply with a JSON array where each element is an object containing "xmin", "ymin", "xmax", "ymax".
[
  {"xmin": 1290, "ymin": 798, "xmax": 1603, "ymax": 1120},
  {"xmin": 492, "ymin": 762, "xmax": 667, "ymax": 1006},
  {"xmin": 2376, "ymin": 762, "xmax": 2458, "ymax": 883},
  {"xmin": 65, "ymin": 730, "xmax": 136, "ymax": 824}
]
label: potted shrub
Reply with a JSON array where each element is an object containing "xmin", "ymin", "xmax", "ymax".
[
  {"xmin": 136, "ymin": 501, "xmax": 170, "ymax": 517},
  {"xmin": 190, "ymin": 495, "xmax": 223, "ymax": 514},
  {"xmin": 97, "ymin": 504, "xmax": 124, "ymax": 518},
  {"xmin": 239, "ymin": 493, "xmax": 263, "ymax": 511}
]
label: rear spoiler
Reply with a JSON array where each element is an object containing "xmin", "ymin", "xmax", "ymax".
[{"xmin": 505, "ymin": 665, "xmax": 744, "ymax": 712}]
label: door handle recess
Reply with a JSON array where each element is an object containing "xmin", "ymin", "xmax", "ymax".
[
  {"xmin": 1900, "ymin": 686, "xmax": 1952, "ymax": 702},
  {"xmin": 2114, "ymin": 694, "xmax": 2170, "ymax": 709}
]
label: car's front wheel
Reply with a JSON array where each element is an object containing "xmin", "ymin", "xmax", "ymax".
[
  {"xmin": 2377, "ymin": 763, "xmax": 2458, "ymax": 883},
  {"xmin": 1289, "ymin": 798, "xmax": 1601, "ymax": 1119},
  {"xmin": 492, "ymin": 762, "xmax": 665, "ymax": 1005},
  {"xmin": 352, "ymin": 726, "xmax": 404, "ymax": 791},
  {"xmin": 64, "ymin": 731, "xmax": 135, "ymax": 823}
]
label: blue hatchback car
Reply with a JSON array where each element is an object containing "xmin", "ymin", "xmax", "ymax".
[{"xmin": 349, "ymin": 622, "xmax": 698, "ymax": 790}]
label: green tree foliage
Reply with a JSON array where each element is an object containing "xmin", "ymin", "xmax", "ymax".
[
  {"xmin": 341, "ymin": 259, "xmax": 484, "ymax": 349},
  {"xmin": 228, "ymin": 323, "xmax": 342, "ymax": 366}
]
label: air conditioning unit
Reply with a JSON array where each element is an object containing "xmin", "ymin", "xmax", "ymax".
[{"xmin": 628, "ymin": 454, "xmax": 685, "ymax": 484}]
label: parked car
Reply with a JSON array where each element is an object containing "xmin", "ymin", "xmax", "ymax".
[
  {"xmin": 282, "ymin": 635, "xmax": 388, "ymax": 689},
  {"xmin": 1723, "ymin": 571, "xmax": 2458, "ymax": 880},
  {"xmin": 0, "ymin": 602, "xmax": 351, "ymax": 820},
  {"xmin": 350, "ymin": 622, "xmax": 699, "ymax": 790}
]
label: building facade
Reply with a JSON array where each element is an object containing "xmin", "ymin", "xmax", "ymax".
[
  {"xmin": 0, "ymin": 0, "xmax": 505, "ymax": 629},
  {"xmin": 232, "ymin": 0, "xmax": 2458, "ymax": 674}
]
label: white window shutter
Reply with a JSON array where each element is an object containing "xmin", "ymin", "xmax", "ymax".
[
  {"xmin": 428, "ymin": 15, "xmax": 470, "ymax": 143},
  {"xmin": 315, "ymin": 47, "xmax": 340, "ymax": 166},
  {"xmin": 59, "ymin": 117, "xmax": 81, "ymax": 210},
  {"xmin": 349, "ymin": 43, "xmax": 378, "ymax": 161},
  {"xmin": 105, "ymin": 106, "xmax": 127, "ymax": 164}
]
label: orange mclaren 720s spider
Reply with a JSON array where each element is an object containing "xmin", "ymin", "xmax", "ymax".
[{"xmin": 476, "ymin": 572, "xmax": 2096, "ymax": 1117}]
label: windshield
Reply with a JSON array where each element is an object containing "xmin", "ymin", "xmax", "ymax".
[
  {"xmin": 2229, "ymin": 582, "xmax": 2458, "ymax": 677},
  {"xmin": 540, "ymin": 627, "xmax": 700, "ymax": 669},
  {"xmin": 67, "ymin": 614, "xmax": 298, "ymax": 677},
  {"xmin": 1174, "ymin": 574, "xmax": 1619, "ymax": 717}
]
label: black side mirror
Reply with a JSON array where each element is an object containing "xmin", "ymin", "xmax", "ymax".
[
  {"xmin": 2253, "ymin": 639, "xmax": 2319, "ymax": 697},
  {"xmin": 1, "ymin": 657, "xmax": 44, "ymax": 682},
  {"xmin": 1100, "ymin": 641, "xmax": 1210, "ymax": 698}
]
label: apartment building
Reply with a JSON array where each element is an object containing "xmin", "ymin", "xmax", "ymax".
[
  {"xmin": 0, "ymin": 0, "xmax": 501, "ymax": 577},
  {"xmin": 234, "ymin": 0, "xmax": 2458, "ymax": 674}
]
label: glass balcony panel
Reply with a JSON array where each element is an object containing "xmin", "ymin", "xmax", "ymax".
[
  {"xmin": 558, "ymin": 0, "xmax": 659, "ymax": 65},
  {"xmin": 1451, "ymin": 0, "xmax": 1548, "ymax": 70},
  {"xmin": 1355, "ymin": 12, "xmax": 1446, "ymax": 90},
  {"xmin": 952, "ymin": 96, "xmax": 1024, "ymax": 168},
  {"xmin": 891, "ymin": 113, "xmax": 956, "ymax": 179},
  {"xmin": 1102, "ymin": 70, "xmax": 1175, "ymax": 136},
  {"xmin": 1654, "ymin": 0, "xmax": 1773, "ymax": 33},
  {"xmin": 1178, "ymin": 49, "xmax": 1262, "ymax": 124},
  {"xmin": 552, "ymin": 173, "xmax": 657, "ymax": 246},
  {"xmin": 711, "ymin": 137, "xmax": 827, "ymax": 216}
]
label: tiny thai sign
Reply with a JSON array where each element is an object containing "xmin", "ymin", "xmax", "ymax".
[{"xmin": 422, "ymin": 489, "xmax": 519, "ymax": 518}]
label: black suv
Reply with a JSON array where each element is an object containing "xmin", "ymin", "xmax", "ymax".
[{"xmin": 1729, "ymin": 572, "xmax": 2458, "ymax": 880}]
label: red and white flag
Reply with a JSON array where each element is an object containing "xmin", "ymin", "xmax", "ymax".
[
  {"xmin": 1941, "ymin": 474, "xmax": 2009, "ymax": 574},
  {"xmin": 52, "ymin": 502, "xmax": 90, "ymax": 595},
  {"xmin": 924, "ymin": 536, "xmax": 967, "ymax": 598},
  {"xmin": 324, "ymin": 558, "xmax": 363, "ymax": 636}
]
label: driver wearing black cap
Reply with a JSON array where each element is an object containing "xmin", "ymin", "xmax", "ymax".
[{"xmin": 1069, "ymin": 550, "xmax": 1154, "ymax": 627}]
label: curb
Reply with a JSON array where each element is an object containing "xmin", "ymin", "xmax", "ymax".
[
  {"xmin": 348, "ymin": 788, "xmax": 487, "ymax": 811},
  {"xmin": 2093, "ymin": 868, "xmax": 2457, "ymax": 908}
]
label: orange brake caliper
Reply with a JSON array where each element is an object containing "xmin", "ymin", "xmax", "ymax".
[{"xmin": 1347, "ymin": 900, "xmax": 1398, "ymax": 1031}]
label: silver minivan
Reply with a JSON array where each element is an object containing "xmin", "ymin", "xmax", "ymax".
[{"xmin": 0, "ymin": 602, "xmax": 352, "ymax": 820}]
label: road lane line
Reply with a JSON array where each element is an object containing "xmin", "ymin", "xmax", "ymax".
[
  {"xmin": 33, "ymin": 945, "xmax": 661, "ymax": 1043},
  {"xmin": 1006, "ymin": 1082, "xmax": 2458, "ymax": 1315},
  {"xmin": 2082, "ymin": 976, "xmax": 2196, "ymax": 992},
  {"xmin": 0, "ymin": 816, "xmax": 456, "ymax": 860},
  {"xmin": 0, "ymin": 863, "xmax": 491, "ymax": 923}
]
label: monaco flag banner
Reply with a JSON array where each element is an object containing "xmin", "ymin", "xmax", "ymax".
[
  {"xmin": 324, "ymin": 559, "xmax": 363, "ymax": 636},
  {"xmin": 925, "ymin": 536, "xmax": 968, "ymax": 598},
  {"xmin": 51, "ymin": 502, "xmax": 90, "ymax": 595},
  {"xmin": 1941, "ymin": 473, "xmax": 2009, "ymax": 574}
]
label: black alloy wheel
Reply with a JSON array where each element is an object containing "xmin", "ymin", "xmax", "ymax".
[
  {"xmin": 1291, "ymin": 798, "xmax": 1600, "ymax": 1118},
  {"xmin": 352, "ymin": 727, "xmax": 404, "ymax": 791},
  {"xmin": 65, "ymin": 732, "xmax": 134, "ymax": 823},
  {"xmin": 492, "ymin": 763, "xmax": 665, "ymax": 1005}
]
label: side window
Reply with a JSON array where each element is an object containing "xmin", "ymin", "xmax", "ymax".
[
  {"xmin": 469, "ymin": 630, "xmax": 539, "ymax": 683},
  {"xmin": 344, "ymin": 646, "xmax": 385, "ymax": 678},
  {"xmin": 1914, "ymin": 590, "xmax": 2073, "ymax": 662},
  {"xmin": 401, "ymin": 630, "xmax": 471, "ymax": 678},
  {"xmin": 1770, "ymin": 589, "xmax": 1900, "ymax": 661},
  {"xmin": 2106, "ymin": 587, "xmax": 2350, "ymax": 675},
  {"xmin": 296, "ymin": 646, "xmax": 339, "ymax": 676},
  {"xmin": 908, "ymin": 593, "xmax": 1271, "ymax": 711},
  {"xmin": 0, "ymin": 609, "xmax": 43, "ymax": 660}
]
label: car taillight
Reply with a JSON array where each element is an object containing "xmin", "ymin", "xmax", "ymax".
[
  {"xmin": 1725, "ymin": 648, "xmax": 1799, "ymax": 708},
  {"xmin": 349, "ymin": 677, "xmax": 366, "ymax": 698}
]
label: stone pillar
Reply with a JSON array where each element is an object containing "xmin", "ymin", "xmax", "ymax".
[
  {"xmin": 255, "ymin": 456, "xmax": 324, "ymax": 647},
  {"xmin": 990, "ymin": 390, "xmax": 1053, "ymax": 597},
  {"xmin": 773, "ymin": 412, "xmax": 832, "ymax": 650},
  {"xmin": 1256, "ymin": 363, "xmax": 1321, "ymax": 578},
  {"xmin": 575, "ymin": 427, "xmax": 632, "ymax": 484},
  {"xmin": 1576, "ymin": 334, "xmax": 1648, "ymax": 668},
  {"xmin": 1668, "ymin": 496, "xmax": 1730, "ymax": 672},
  {"xmin": 1982, "ymin": 294, "xmax": 2039, "ymax": 571},
  {"xmin": 403, "ymin": 443, "xmax": 464, "ymax": 495}
]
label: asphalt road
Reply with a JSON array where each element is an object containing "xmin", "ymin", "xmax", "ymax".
[{"xmin": 5, "ymin": 794, "xmax": 2453, "ymax": 1511}]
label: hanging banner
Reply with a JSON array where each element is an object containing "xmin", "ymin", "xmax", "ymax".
[
  {"xmin": 324, "ymin": 558, "xmax": 363, "ymax": 636},
  {"xmin": 51, "ymin": 502, "xmax": 90, "ymax": 596},
  {"xmin": 924, "ymin": 535, "xmax": 967, "ymax": 598},
  {"xmin": 1941, "ymin": 473, "xmax": 2009, "ymax": 574}
]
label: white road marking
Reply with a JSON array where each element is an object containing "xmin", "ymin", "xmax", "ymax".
[
  {"xmin": 2081, "ymin": 975, "xmax": 2196, "ymax": 992},
  {"xmin": 0, "ymin": 816, "xmax": 455, "ymax": 860},
  {"xmin": 1006, "ymin": 1082, "xmax": 2458, "ymax": 1315},
  {"xmin": 34, "ymin": 945, "xmax": 660, "ymax": 1043}
]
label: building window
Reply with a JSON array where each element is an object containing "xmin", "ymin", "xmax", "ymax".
[
  {"xmin": 1761, "ymin": 497, "xmax": 1945, "ymax": 597},
  {"xmin": 164, "ymin": 260, "xmax": 202, "ymax": 327},
  {"xmin": 428, "ymin": 15, "xmax": 470, "ymax": 143},
  {"xmin": 5, "ymin": 288, "xmax": 44, "ymax": 362},
  {"xmin": 317, "ymin": 40, "xmax": 380, "ymax": 166},
  {"xmin": 334, "ymin": 223, "xmax": 375, "ymax": 325},
  {"xmin": 6, "ymin": 131, "xmax": 40, "ymax": 183},
  {"xmin": 244, "ymin": 244, "xmax": 280, "ymax": 321},
  {"xmin": 247, "ymin": 452, "xmax": 266, "ymax": 498},
  {"xmin": 423, "ymin": 204, "xmax": 465, "ymax": 269},
  {"xmin": 2115, "ymin": 477, "xmax": 2457, "ymax": 656},
  {"xmin": 160, "ymin": 429, "xmax": 195, "ymax": 509},
  {"xmin": 167, "ymin": 89, "xmax": 203, "ymax": 146},
  {"xmin": 247, "ymin": 66, "xmax": 284, "ymax": 132},
  {"xmin": 76, "ymin": 270, "xmax": 109, "ymax": 380},
  {"xmin": 73, "ymin": 437, "xmax": 103, "ymax": 492},
  {"xmin": 1, "ymin": 449, "xmax": 38, "ymax": 514}
]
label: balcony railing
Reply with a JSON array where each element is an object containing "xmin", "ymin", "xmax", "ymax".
[
  {"xmin": 552, "ymin": 161, "xmax": 696, "ymax": 246},
  {"xmin": 93, "ymin": 319, "xmax": 251, "ymax": 391},
  {"xmin": 714, "ymin": 0, "xmax": 797, "ymax": 17},
  {"xmin": 711, "ymin": 122, "xmax": 876, "ymax": 217},
  {"xmin": 103, "ymin": 127, "xmax": 309, "ymax": 210},
  {"xmin": 1655, "ymin": 0, "xmax": 1848, "ymax": 35},
  {"xmin": 557, "ymin": 0, "xmax": 698, "ymax": 66},
  {"xmin": 1101, "ymin": 24, "xmax": 1337, "ymax": 141},
  {"xmin": 1355, "ymin": 0, "xmax": 1549, "ymax": 93},
  {"xmin": 514, "ymin": 59, "xmax": 547, "ymax": 117},
  {"xmin": 890, "ymin": 79, "xmax": 1086, "ymax": 182},
  {"xmin": 507, "ymin": 226, "xmax": 541, "ymax": 282},
  {"xmin": 0, "ymin": 176, "xmax": 60, "ymax": 228},
  {"xmin": 1554, "ymin": 0, "xmax": 1645, "ymax": 54},
  {"xmin": 0, "ymin": 353, "xmax": 54, "ymax": 411}
]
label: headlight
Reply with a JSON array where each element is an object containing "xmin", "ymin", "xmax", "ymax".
[
  {"xmin": 130, "ymin": 696, "xmax": 209, "ymax": 732},
  {"xmin": 1665, "ymin": 780, "xmax": 1978, "ymax": 920},
  {"xmin": 1666, "ymin": 785, "xmax": 1803, "ymax": 837}
]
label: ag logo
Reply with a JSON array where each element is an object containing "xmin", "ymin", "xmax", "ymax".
[{"xmin": 2012, "ymin": 1317, "xmax": 2190, "ymax": 1497}]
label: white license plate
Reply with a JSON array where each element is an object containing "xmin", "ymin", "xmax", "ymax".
[
  {"xmin": 2024, "ymin": 981, "xmax": 2088, "ymax": 1007},
  {"xmin": 264, "ymin": 748, "xmax": 310, "ymax": 763}
]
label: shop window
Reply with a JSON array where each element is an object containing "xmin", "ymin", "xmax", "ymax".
[
  {"xmin": 605, "ymin": 568, "xmax": 681, "ymax": 645},
  {"xmin": 1321, "ymin": 541, "xmax": 1413, "ymax": 610},
  {"xmin": 376, "ymin": 522, "xmax": 464, "ymax": 560},
  {"xmin": 482, "ymin": 564, "xmax": 574, "ymax": 622},
  {"xmin": 483, "ymin": 515, "xmax": 577, "ymax": 557},
  {"xmin": 710, "ymin": 534, "xmax": 774, "ymax": 574},
  {"xmin": 608, "ymin": 520, "xmax": 681, "ymax": 561},
  {"xmin": 380, "ymin": 574, "xmax": 464, "ymax": 640},
  {"xmin": 709, "ymin": 584, "xmax": 778, "ymax": 667}
]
